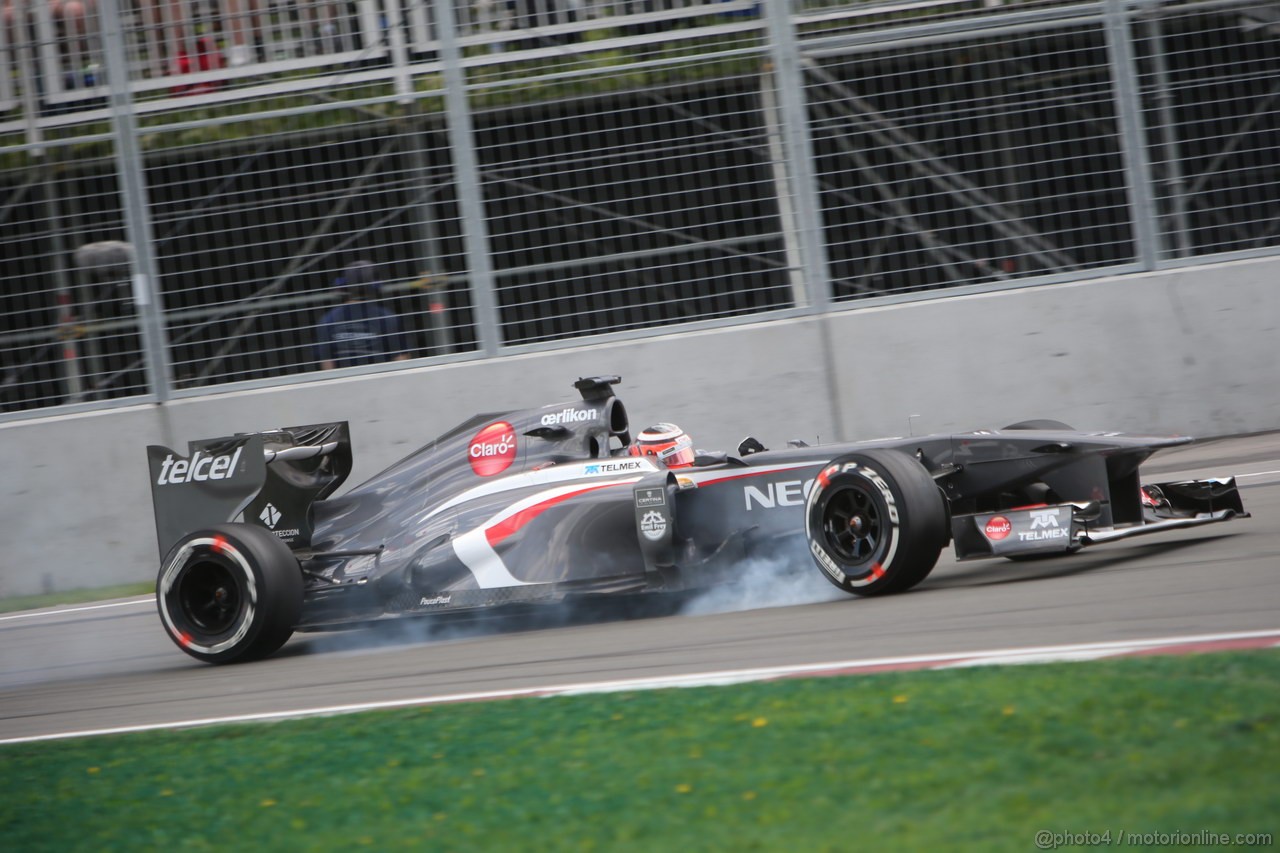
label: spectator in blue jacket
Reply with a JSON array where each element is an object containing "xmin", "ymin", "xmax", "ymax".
[{"xmin": 315, "ymin": 260, "xmax": 410, "ymax": 370}]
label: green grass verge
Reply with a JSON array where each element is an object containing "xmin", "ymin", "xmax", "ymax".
[
  {"xmin": 3, "ymin": 651, "xmax": 1277, "ymax": 850},
  {"xmin": 0, "ymin": 581, "xmax": 152, "ymax": 614}
]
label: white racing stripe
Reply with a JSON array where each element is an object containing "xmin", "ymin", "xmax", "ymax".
[
  {"xmin": 452, "ymin": 476, "xmax": 646, "ymax": 588},
  {"xmin": 2, "ymin": 628, "xmax": 1277, "ymax": 745}
]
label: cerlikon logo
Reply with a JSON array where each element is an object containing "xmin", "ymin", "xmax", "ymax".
[
  {"xmin": 540, "ymin": 407, "xmax": 597, "ymax": 426},
  {"xmin": 155, "ymin": 447, "xmax": 243, "ymax": 486}
]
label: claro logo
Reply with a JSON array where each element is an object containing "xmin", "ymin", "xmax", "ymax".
[
  {"xmin": 155, "ymin": 447, "xmax": 243, "ymax": 486},
  {"xmin": 469, "ymin": 421, "xmax": 517, "ymax": 476}
]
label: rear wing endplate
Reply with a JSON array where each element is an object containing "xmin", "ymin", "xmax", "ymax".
[{"xmin": 146, "ymin": 422, "xmax": 352, "ymax": 559}]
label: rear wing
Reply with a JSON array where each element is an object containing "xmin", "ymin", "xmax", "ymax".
[{"xmin": 146, "ymin": 422, "xmax": 352, "ymax": 559}]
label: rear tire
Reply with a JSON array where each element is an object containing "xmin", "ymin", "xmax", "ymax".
[
  {"xmin": 157, "ymin": 523, "xmax": 302, "ymax": 664},
  {"xmin": 805, "ymin": 450, "xmax": 948, "ymax": 597},
  {"xmin": 1002, "ymin": 419, "xmax": 1074, "ymax": 430}
]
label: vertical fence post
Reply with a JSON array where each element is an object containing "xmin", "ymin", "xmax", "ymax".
[
  {"xmin": 436, "ymin": 0, "xmax": 502, "ymax": 356},
  {"xmin": 98, "ymin": 0, "xmax": 173, "ymax": 401},
  {"xmin": 762, "ymin": 0, "xmax": 831, "ymax": 311},
  {"xmin": 1104, "ymin": 0, "xmax": 1162, "ymax": 269},
  {"xmin": 1138, "ymin": 6, "xmax": 1192, "ymax": 259}
]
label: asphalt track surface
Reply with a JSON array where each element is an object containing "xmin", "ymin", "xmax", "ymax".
[{"xmin": 2, "ymin": 434, "xmax": 1277, "ymax": 743}]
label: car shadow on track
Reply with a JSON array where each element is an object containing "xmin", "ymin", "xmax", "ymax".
[
  {"xmin": 922, "ymin": 533, "xmax": 1236, "ymax": 590},
  {"xmin": 276, "ymin": 591, "xmax": 702, "ymax": 659}
]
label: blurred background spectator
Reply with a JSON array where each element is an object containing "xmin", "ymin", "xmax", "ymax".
[{"xmin": 314, "ymin": 260, "xmax": 411, "ymax": 370}]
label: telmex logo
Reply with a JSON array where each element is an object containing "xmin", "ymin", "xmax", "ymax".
[
  {"xmin": 155, "ymin": 447, "xmax": 243, "ymax": 486},
  {"xmin": 585, "ymin": 460, "xmax": 643, "ymax": 475},
  {"xmin": 541, "ymin": 407, "xmax": 597, "ymax": 426},
  {"xmin": 469, "ymin": 421, "xmax": 517, "ymax": 476},
  {"xmin": 1020, "ymin": 508, "xmax": 1068, "ymax": 541},
  {"xmin": 1029, "ymin": 508, "xmax": 1061, "ymax": 529}
]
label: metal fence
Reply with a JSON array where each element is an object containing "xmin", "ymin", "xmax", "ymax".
[{"xmin": 2, "ymin": 0, "xmax": 1278, "ymax": 416}]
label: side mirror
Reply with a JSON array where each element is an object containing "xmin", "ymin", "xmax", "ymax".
[{"xmin": 737, "ymin": 436, "xmax": 766, "ymax": 456}]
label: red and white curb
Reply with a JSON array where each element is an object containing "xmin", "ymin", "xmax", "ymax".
[{"xmin": 2, "ymin": 628, "xmax": 1277, "ymax": 746}]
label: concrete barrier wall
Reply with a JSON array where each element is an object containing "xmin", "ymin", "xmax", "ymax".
[{"xmin": 3, "ymin": 257, "xmax": 1277, "ymax": 597}]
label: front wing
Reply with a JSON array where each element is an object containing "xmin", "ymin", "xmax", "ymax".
[{"xmin": 952, "ymin": 476, "xmax": 1248, "ymax": 561}]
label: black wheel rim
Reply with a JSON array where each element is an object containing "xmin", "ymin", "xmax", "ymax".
[
  {"xmin": 821, "ymin": 484, "xmax": 883, "ymax": 565},
  {"xmin": 176, "ymin": 559, "xmax": 243, "ymax": 635}
]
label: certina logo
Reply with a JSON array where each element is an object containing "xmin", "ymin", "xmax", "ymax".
[
  {"xmin": 585, "ymin": 460, "xmax": 644, "ymax": 475},
  {"xmin": 541, "ymin": 407, "xmax": 597, "ymax": 427},
  {"xmin": 1019, "ymin": 508, "xmax": 1069, "ymax": 541},
  {"xmin": 469, "ymin": 421, "xmax": 517, "ymax": 477},
  {"xmin": 155, "ymin": 447, "xmax": 243, "ymax": 486},
  {"xmin": 985, "ymin": 516, "xmax": 1012, "ymax": 540},
  {"xmin": 635, "ymin": 487, "xmax": 666, "ymax": 508},
  {"xmin": 639, "ymin": 510, "xmax": 667, "ymax": 541},
  {"xmin": 745, "ymin": 479, "xmax": 814, "ymax": 510}
]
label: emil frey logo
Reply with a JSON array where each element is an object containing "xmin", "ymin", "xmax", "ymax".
[
  {"xmin": 469, "ymin": 421, "xmax": 517, "ymax": 476},
  {"xmin": 259, "ymin": 503, "xmax": 281, "ymax": 529},
  {"xmin": 155, "ymin": 447, "xmax": 243, "ymax": 486},
  {"xmin": 640, "ymin": 510, "xmax": 667, "ymax": 541}
]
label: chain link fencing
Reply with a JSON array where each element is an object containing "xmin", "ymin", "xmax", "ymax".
[{"xmin": 2, "ymin": 0, "xmax": 1277, "ymax": 416}]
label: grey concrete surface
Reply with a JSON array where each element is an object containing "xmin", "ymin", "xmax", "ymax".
[
  {"xmin": 1, "ymin": 256, "xmax": 1277, "ymax": 596},
  {"xmin": 0, "ymin": 435, "xmax": 1275, "ymax": 743}
]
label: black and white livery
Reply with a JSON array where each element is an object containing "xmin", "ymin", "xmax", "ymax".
[{"xmin": 146, "ymin": 376, "xmax": 1249, "ymax": 663}]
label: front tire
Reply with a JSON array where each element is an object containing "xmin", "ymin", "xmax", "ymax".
[
  {"xmin": 157, "ymin": 523, "xmax": 302, "ymax": 664},
  {"xmin": 805, "ymin": 450, "xmax": 948, "ymax": 596}
]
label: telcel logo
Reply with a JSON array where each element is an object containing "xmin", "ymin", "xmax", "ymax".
[
  {"xmin": 540, "ymin": 407, "xmax": 597, "ymax": 426},
  {"xmin": 156, "ymin": 447, "xmax": 243, "ymax": 486},
  {"xmin": 469, "ymin": 421, "xmax": 517, "ymax": 476}
]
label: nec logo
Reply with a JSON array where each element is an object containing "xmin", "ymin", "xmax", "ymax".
[
  {"xmin": 155, "ymin": 447, "xmax": 243, "ymax": 485},
  {"xmin": 744, "ymin": 479, "xmax": 814, "ymax": 510}
]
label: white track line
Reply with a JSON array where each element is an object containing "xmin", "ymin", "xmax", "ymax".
[
  {"xmin": 0, "ymin": 597, "xmax": 153, "ymax": 623},
  {"xmin": 3, "ymin": 628, "xmax": 1277, "ymax": 746}
]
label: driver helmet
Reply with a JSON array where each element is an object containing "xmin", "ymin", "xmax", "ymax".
[{"xmin": 628, "ymin": 423, "xmax": 695, "ymax": 468}]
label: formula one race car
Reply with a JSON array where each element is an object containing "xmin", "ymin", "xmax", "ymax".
[{"xmin": 147, "ymin": 376, "xmax": 1249, "ymax": 663}]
